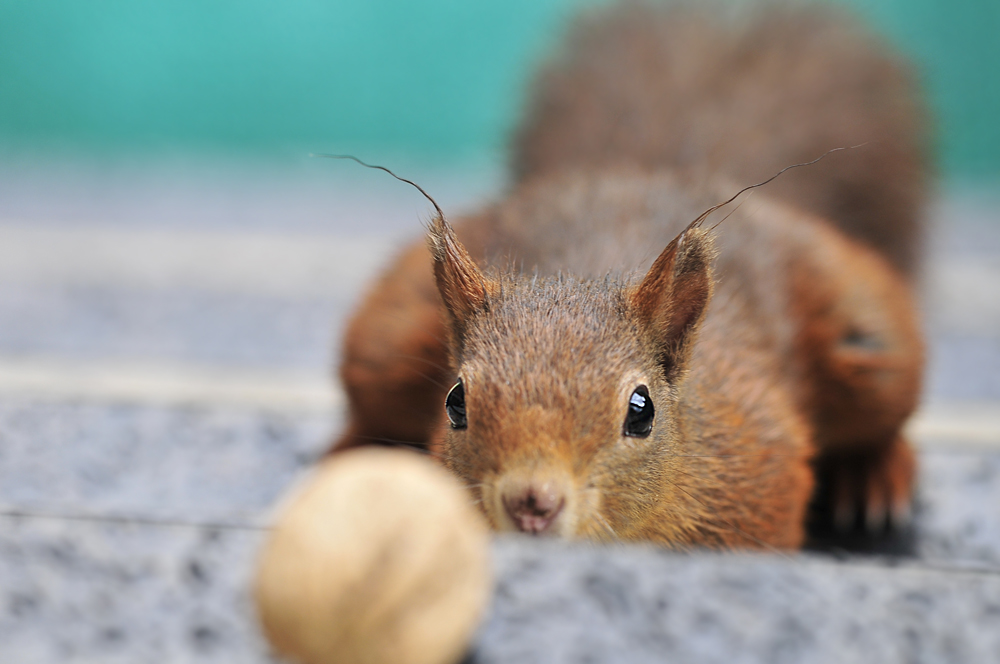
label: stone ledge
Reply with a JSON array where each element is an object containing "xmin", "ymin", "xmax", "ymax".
[
  {"xmin": 0, "ymin": 399, "xmax": 997, "ymax": 662},
  {"xmin": 2, "ymin": 521, "xmax": 998, "ymax": 664},
  {"xmin": 477, "ymin": 538, "xmax": 1000, "ymax": 664}
]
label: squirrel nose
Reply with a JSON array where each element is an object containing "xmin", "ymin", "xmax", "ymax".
[{"xmin": 502, "ymin": 484, "xmax": 565, "ymax": 534}]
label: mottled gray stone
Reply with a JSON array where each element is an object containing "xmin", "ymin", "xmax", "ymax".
[
  {"xmin": 925, "ymin": 335, "xmax": 1000, "ymax": 401},
  {"xmin": 5, "ymin": 517, "xmax": 998, "ymax": 664},
  {"xmin": 0, "ymin": 518, "xmax": 274, "ymax": 664},
  {"xmin": 0, "ymin": 406, "xmax": 996, "ymax": 664},
  {"xmin": 918, "ymin": 451, "xmax": 1000, "ymax": 567},
  {"xmin": 2, "ymin": 399, "xmax": 999, "ymax": 567},
  {"xmin": 0, "ymin": 399, "xmax": 332, "ymax": 520},
  {"xmin": 476, "ymin": 539, "xmax": 1000, "ymax": 664},
  {"xmin": 0, "ymin": 285, "xmax": 350, "ymax": 371}
]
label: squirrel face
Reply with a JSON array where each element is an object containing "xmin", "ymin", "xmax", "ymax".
[{"xmin": 428, "ymin": 215, "xmax": 714, "ymax": 539}]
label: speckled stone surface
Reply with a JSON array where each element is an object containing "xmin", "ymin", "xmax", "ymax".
[
  {"xmin": 0, "ymin": 398, "xmax": 998, "ymax": 663},
  {"xmin": 477, "ymin": 540, "xmax": 1000, "ymax": 664},
  {"xmin": 0, "ymin": 399, "xmax": 331, "ymax": 519},
  {"xmin": 0, "ymin": 400, "xmax": 326, "ymax": 663},
  {"xmin": 0, "ymin": 286, "xmax": 350, "ymax": 371},
  {"xmin": 917, "ymin": 451, "xmax": 1000, "ymax": 568},
  {"xmin": 0, "ymin": 520, "xmax": 272, "ymax": 664}
]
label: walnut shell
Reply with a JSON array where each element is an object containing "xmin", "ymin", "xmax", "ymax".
[{"xmin": 255, "ymin": 448, "xmax": 492, "ymax": 664}]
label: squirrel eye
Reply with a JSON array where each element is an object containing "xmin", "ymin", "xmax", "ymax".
[
  {"xmin": 623, "ymin": 385, "xmax": 654, "ymax": 438},
  {"xmin": 445, "ymin": 380, "xmax": 467, "ymax": 429}
]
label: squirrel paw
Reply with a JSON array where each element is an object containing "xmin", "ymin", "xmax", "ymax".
[{"xmin": 824, "ymin": 435, "xmax": 917, "ymax": 534}]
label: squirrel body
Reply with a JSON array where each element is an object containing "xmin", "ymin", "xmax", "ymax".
[{"xmin": 334, "ymin": 3, "xmax": 926, "ymax": 549}]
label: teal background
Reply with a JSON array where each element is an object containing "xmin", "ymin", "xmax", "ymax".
[{"xmin": 1, "ymin": 0, "xmax": 997, "ymax": 179}]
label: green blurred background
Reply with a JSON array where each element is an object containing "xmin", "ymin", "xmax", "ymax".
[{"xmin": 1, "ymin": 0, "xmax": 998, "ymax": 182}]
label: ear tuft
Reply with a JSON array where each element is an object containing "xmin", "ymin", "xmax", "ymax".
[
  {"xmin": 630, "ymin": 227, "xmax": 715, "ymax": 381},
  {"xmin": 427, "ymin": 215, "xmax": 498, "ymax": 346}
]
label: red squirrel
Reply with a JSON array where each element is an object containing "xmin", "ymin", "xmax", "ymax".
[{"xmin": 332, "ymin": 2, "xmax": 927, "ymax": 549}]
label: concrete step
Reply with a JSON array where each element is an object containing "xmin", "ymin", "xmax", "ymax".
[
  {"xmin": 480, "ymin": 539, "xmax": 1000, "ymax": 664},
  {"xmin": 6, "ymin": 517, "xmax": 999, "ymax": 664},
  {"xmin": 0, "ymin": 399, "xmax": 997, "ymax": 663}
]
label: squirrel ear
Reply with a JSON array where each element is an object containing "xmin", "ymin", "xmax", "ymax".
[
  {"xmin": 427, "ymin": 215, "xmax": 498, "ymax": 345},
  {"xmin": 630, "ymin": 227, "xmax": 715, "ymax": 381}
]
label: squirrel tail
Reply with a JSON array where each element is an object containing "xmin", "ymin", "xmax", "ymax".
[{"xmin": 511, "ymin": 2, "xmax": 930, "ymax": 277}]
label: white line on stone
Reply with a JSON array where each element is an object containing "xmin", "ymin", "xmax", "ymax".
[
  {"xmin": 0, "ymin": 355, "xmax": 340, "ymax": 413},
  {"xmin": 0, "ymin": 223, "xmax": 401, "ymax": 297},
  {"xmin": 0, "ymin": 355, "xmax": 996, "ymax": 448},
  {"xmin": 909, "ymin": 403, "xmax": 1000, "ymax": 450}
]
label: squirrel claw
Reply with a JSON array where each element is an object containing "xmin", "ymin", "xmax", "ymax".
[
  {"xmin": 891, "ymin": 497, "xmax": 913, "ymax": 529},
  {"xmin": 832, "ymin": 479, "xmax": 857, "ymax": 533},
  {"xmin": 822, "ymin": 435, "xmax": 916, "ymax": 535},
  {"xmin": 864, "ymin": 463, "xmax": 890, "ymax": 533},
  {"xmin": 864, "ymin": 496, "xmax": 888, "ymax": 534}
]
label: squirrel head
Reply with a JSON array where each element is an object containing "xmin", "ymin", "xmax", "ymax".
[{"xmin": 427, "ymin": 215, "xmax": 714, "ymax": 540}]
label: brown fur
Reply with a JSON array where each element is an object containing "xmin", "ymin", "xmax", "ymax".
[
  {"xmin": 512, "ymin": 2, "xmax": 929, "ymax": 277},
  {"xmin": 332, "ymin": 2, "xmax": 926, "ymax": 549}
]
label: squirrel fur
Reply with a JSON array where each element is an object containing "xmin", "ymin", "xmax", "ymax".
[{"xmin": 332, "ymin": 2, "xmax": 927, "ymax": 549}]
